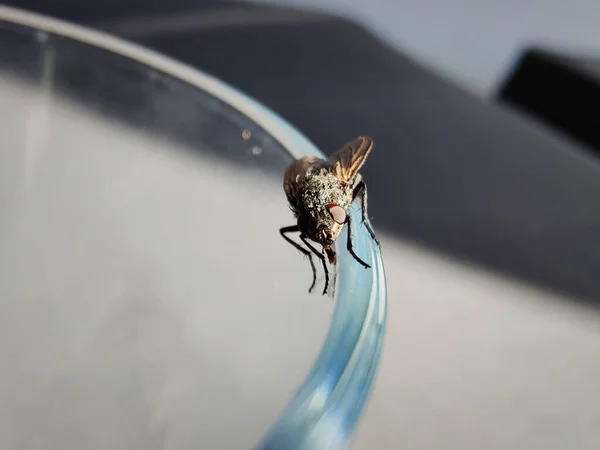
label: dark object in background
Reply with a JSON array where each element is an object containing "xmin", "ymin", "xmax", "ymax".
[
  {"xmin": 4, "ymin": 1, "xmax": 600, "ymax": 303},
  {"xmin": 498, "ymin": 48, "xmax": 600, "ymax": 154}
]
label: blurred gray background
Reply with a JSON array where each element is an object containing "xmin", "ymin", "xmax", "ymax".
[{"xmin": 255, "ymin": 0, "xmax": 600, "ymax": 94}]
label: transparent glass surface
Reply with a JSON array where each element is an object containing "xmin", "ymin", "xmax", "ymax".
[{"xmin": 0, "ymin": 7, "xmax": 386, "ymax": 450}]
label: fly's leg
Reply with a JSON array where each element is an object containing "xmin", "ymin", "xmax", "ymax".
[
  {"xmin": 352, "ymin": 180, "xmax": 381, "ymax": 247},
  {"xmin": 300, "ymin": 235, "xmax": 330, "ymax": 296},
  {"xmin": 346, "ymin": 213, "xmax": 371, "ymax": 269},
  {"xmin": 280, "ymin": 225, "xmax": 318, "ymax": 293}
]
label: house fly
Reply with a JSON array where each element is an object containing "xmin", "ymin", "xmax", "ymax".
[{"xmin": 280, "ymin": 136, "xmax": 380, "ymax": 295}]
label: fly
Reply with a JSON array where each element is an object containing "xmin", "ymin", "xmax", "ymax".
[{"xmin": 280, "ymin": 136, "xmax": 380, "ymax": 295}]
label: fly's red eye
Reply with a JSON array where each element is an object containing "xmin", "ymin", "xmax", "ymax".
[{"xmin": 326, "ymin": 204, "xmax": 346, "ymax": 224}]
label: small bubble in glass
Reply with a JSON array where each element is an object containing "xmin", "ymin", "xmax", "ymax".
[{"xmin": 35, "ymin": 30, "xmax": 48, "ymax": 42}]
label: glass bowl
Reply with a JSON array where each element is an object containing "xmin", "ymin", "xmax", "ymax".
[{"xmin": 0, "ymin": 6, "xmax": 387, "ymax": 450}]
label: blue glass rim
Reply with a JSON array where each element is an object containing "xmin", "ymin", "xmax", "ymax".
[{"xmin": 0, "ymin": 6, "xmax": 388, "ymax": 449}]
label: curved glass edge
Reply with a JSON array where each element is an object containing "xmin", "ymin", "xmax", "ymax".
[
  {"xmin": 0, "ymin": 5, "xmax": 321, "ymax": 161},
  {"xmin": 0, "ymin": 6, "xmax": 388, "ymax": 449},
  {"xmin": 256, "ymin": 203, "xmax": 387, "ymax": 450}
]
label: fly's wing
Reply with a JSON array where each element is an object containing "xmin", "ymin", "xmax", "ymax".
[{"xmin": 328, "ymin": 136, "xmax": 374, "ymax": 185}]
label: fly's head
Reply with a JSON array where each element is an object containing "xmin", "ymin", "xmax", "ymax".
[
  {"xmin": 289, "ymin": 168, "xmax": 353, "ymax": 263},
  {"xmin": 298, "ymin": 179, "xmax": 351, "ymax": 261},
  {"xmin": 295, "ymin": 205, "xmax": 345, "ymax": 264}
]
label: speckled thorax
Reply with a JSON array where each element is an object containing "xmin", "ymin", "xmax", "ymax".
[{"xmin": 300, "ymin": 168, "xmax": 353, "ymax": 216}]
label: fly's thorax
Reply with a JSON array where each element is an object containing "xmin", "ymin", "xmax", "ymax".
[{"xmin": 300, "ymin": 168, "xmax": 352, "ymax": 232}]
